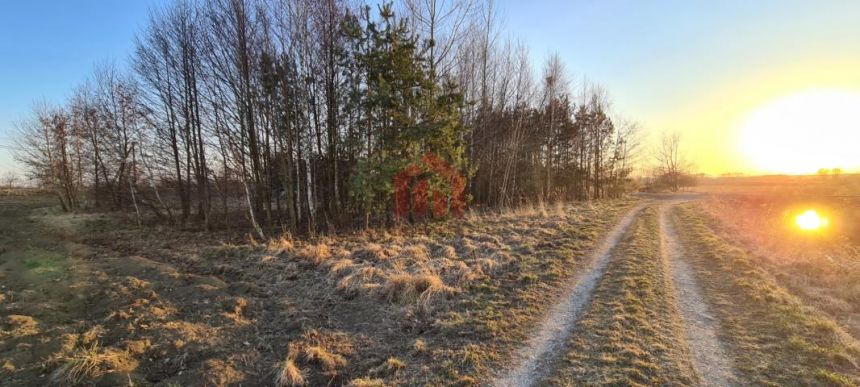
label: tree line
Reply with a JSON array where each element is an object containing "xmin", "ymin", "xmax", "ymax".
[{"xmin": 16, "ymin": 0, "xmax": 640, "ymax": 235}]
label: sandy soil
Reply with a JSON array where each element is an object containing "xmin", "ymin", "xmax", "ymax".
[{"xmin": 660, "ymin": 204, "xmax": 737, "ymax": 386}]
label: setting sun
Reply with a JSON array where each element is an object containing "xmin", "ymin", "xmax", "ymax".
[
  {"xmin": 739, "ymin": 89, "xmax": 860, "ymax": 175},
  {"xmin": 795, "ymin": 209, "xmax": 829, "ymax": 231}
]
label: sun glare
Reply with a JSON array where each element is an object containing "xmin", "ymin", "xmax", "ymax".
[
  {"xmin": 739, "ymin": 89, "xmax": 860, "ymax": 175},
  {"xmin": 795, "ymin": 209, "xmax": 828, "ymax": 231}
]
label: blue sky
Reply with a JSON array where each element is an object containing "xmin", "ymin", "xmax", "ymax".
[
  {"xmin": 2, "ymin": 0, "xmax": 860, "ymax": 176},
  {"xmin": 0, "ymin": 0, "xmax": 167, "ymax": 175}
]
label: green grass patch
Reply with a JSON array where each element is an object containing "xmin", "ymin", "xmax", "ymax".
[{"xmin": 20, "ymin": 250, "xmax": 67, "ymax": 276}]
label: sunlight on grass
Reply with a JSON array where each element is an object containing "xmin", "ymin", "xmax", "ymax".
[{"xmin": 795, "ymin": 209, "xmax": 829, "ymax": 231}]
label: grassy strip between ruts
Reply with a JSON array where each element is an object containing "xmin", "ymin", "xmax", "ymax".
[
  {"xmin": 544, "ymin": 206, "xmax": 698, "ymax": 386},
  {"xmin": 673, "ymin": 204, "xmax": 860, "ymax": 386}
]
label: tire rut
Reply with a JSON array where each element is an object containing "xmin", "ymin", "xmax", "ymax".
[
  {"xmin": 660, "ymin": 204, "xmax": 737, "ymax": 386},
  {"xmin": 493, "ymin": 204, "xmax": 645, "ymax": 387}
]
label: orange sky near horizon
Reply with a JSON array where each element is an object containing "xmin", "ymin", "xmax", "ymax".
[{"xmin": 644, "ymin": 59, "xmax": 860, "ymax": 176}]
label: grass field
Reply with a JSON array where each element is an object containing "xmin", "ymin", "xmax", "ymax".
[
  {"xmin": 3, "ymin": 181, "xmax": 860, "ymax": 386},
  {"xmin": 694, "ymin": 175, "xmax": 860, "ymax": 339},
  {"xmin": 0, "ymin": 194, "xmax": 633, "ymax": 385},
  {"xmin": 674, "ymin": 204, "xmax": 860, "ymax": 385}
]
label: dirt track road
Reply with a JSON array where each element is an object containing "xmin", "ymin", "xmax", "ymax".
[
  {"xmin": 495, "ymin": 194, "xmax": 739, "ymax": 387},
  {"xmin": 493, "ymin": 203, "xmax": 646, "ymax": 386},
  {"xmin": 660, "ymin": 203, "xmax": 737, "ymax": 386}
]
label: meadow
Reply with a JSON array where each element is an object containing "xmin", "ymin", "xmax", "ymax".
[
  {"xmin": 693, "ymin": 174, "xmax": 860, "ymax": 338},
  {"xmin": 3, "ymin": 177, "xmax": 860, "ymax": 386},
  {"xmin": 0, "ymin": 192, "xmax": 634, "ymax": 385}
]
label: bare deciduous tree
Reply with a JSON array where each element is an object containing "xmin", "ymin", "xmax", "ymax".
[
  {"xmin": 2, "ymin": 171, "xmax": 19, "ymax": 188},
  {"xmin": 653, "ymin": 131, "xmax": 691, "ymax": 192},
  {"xmin": 14, "ymin": 0, "xmax": 644, "ymax": 231}
]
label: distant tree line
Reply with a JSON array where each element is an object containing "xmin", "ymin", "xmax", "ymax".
[{"xmin": 16, "ymin": 0, "xmax": 640, "ymax": 235}]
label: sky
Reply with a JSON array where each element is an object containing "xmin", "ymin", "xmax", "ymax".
[
  {"xmin": 0, "ymin": 0, "xmax": 168, "ymax": 177},
  {"xmin": 2, "ymin": 0, "xmax": 860, "ymax": 178}
]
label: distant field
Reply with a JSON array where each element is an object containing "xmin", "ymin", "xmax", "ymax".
[
  {"xmin": 692, "ymin": 175, "xmax": 860, "ymax": 340},
  {"xmin": 694, "ymin": 173, "xmax": 860, "ymax": 197}
]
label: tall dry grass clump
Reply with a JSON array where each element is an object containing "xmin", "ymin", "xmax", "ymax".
[
  {"xmin": 353, "ymin": 243, "xmax": 388, "ymax": 261},
  {"xmin": 327, "ymin": 258, "xmax": 356, "ymax": 277},
  {"xmin": 297, "ymin": 243, "xmax": 332, "ymax": 265},
  {"xmin": 284, "ymin": 329, "xmax": 354, "ymax": 381},
  {"xmin": 268, "ymin": 234, "xmax": 295, "ymax": 254},
  {"xmin": 381, "ymin": 272, "xmax": 454, "ymax": 313},
  {"xmin": 49, "ymin": 343, "xmax": 137, "ymax": 385},
  {"xmin": 275, "ymin": 358, "xmax": 305, "ymax": 387},
  {"xmin": 336, "ymin": 266, "xmax": 383, "ymax": 296},
  {"xmin": 303, "ymin": 345, "xmax": 347, "ymax": 372},
  {"xmin": 399, "ymin": 244, "xmax": 429, "ymax": 263}
]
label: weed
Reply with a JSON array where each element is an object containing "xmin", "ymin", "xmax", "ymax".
[
  {"xmin": 297, "ymin": 243, "xmax": 332, "ymax": 265},
  {"xmin": 275, "ymin": 358, "xmax": 305, "ymax": 387},
  {"xmin": 50, "ymin": 343, "xmax": 136, "ymax": 385},
  {"xmin": 346, "ymin": 377, "xmax": 386, "ymax": 387}
]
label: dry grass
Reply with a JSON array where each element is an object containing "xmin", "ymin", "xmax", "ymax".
[
  {"xmin": 303, "ymin": 346, "xmax": 347, "ymax": 372},
  {"xmin": 275, "ymin": 358, "xmax": 305, "ymax": 387},
  {"xmin": 346, "ymin": 377, "xmax": 386, "ymax": 387},
  {"xmin": 268, "ymin": 234, "xmax": 295, "ymax": 254},
  {"xmin": 381, "ymin": 273, "xmax": 451, "ymax": 302},
  {"xmin": 353, "ymin": 242, "xmax": 389, "ymax": 261},
  {"xmin": 286, "ymin": 329, "xmax": 354, "ymax": 381},
  {"xmin": 369, "ymin": 357, "xmax": 406, "ymax": 377},
  {"xmin": 694, "ymin": 174, "xmax": 860, "ymax": 197},
  {"xmin": 1, "ymin": 315, "xmax": 39, "ymax": 338},
  {"xmin": 327, "ymin": 258, "xmax": 356, "ymax": 277},
  {"xmin": 336, "ymin": 266, "xmax": 383, "ymax": 296},
  {"xmin": 297, "ymin": 243, "xmax": 333, "ymax": 265},
  {"xmin": 2, "ymin": 360, "xmax": 15, "ymax": 374},
  {"xmin": 381, "ymin": 272, "xmax": 455, "ymax": 315},
  {"xmin": 255, "ymin": 199, "xmax": 632, "ymax": 383},
  {"xmin": 1, "ymin": 193, "xmax": 633, "ymax": 386},
  {"xmin": 49, "ymin": 343, "xmax": 137, "ymax": 385},
  {"xmin": 546, "ymin": 207, "xmax": 698, "ymax": 385},
  {"xmin": 673, "ymin": 205, "xmax": 860, "ymax": 385},
  {"xmin": 695, "ymin": 179, "xmax": 860, "ymax": 338}
]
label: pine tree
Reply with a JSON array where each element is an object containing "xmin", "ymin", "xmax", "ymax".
[{"xmin": 349, "ymin": 3, "xmax": 468, "ymax": 221}]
